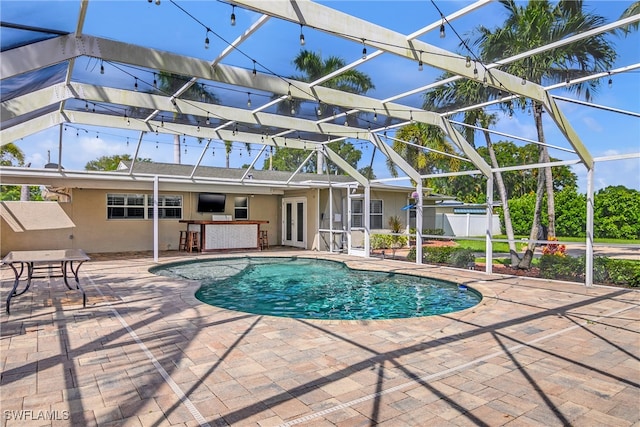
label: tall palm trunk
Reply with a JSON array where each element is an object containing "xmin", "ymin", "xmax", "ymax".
[
  {"xmin": 518, "ymin": 146, "xmax": 546, "ymax": 269},
  {"xmin": 483, "ymin": 132, "xmax": 520, "ymax": 265},
  {"xmin": 534, "ymin": 105, "xmax": 555, "ymax": 238}
]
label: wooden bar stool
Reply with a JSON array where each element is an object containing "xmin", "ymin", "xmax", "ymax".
[
  {"xmin": 186, "ymin": 231, "xmax": 200, "ymax": 253},
  {"xmin": 259, "ymin": 230, "xmax": 269, "ymax": 250},
  {"xmin": 178, "ymin": 230, "xmax": 188, "ymax": 251}
]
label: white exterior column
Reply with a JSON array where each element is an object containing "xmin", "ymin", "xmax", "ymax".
[{"xmin": 585, "ymin": 166, "xmax": 595, "ymax": 287}]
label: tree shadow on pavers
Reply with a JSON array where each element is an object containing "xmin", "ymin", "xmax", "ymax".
[
  {"xmin": 0, "ymin": 272, "xmax": 258, "ymax": 427},
  {"xmin": 197, "ymin": 288, "xmax": 635, "ymax": 426}
]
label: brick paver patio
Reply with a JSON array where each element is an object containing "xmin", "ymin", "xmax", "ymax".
[{"xmin": 1, "ymin": 251, "xmax": 638, "ymax": 426}]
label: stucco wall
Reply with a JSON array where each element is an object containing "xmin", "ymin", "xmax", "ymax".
[{"xmin": 1, "ymin": 189, "xmax": 281, "ymax": 256}]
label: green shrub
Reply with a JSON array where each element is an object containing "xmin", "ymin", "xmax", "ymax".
[
  {"xmin": 371, "ymin": 234, "xmax": 408, "ymax": 250},
  {"xmin": 449, "ymin": 248, "xmax": 476, "ymax": 268},
  {"xmin": 602, "ymin": 258, "xmax": 640, "ymax": 287},
  {"xmin": 540, "ymin": 255, "xmax": 639, "ymax": 287},
  {"xmin": 424, "ymin": 246, "xmax": 457, "ymax": 264}
]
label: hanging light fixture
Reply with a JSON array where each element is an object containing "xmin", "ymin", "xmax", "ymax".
[
  {"xmin": 155, "ymin": 0, "xmax": 160, "ymax": 5},
  {"xmin": 299, "ymin": 24, "xmax": 305, "ymax": 46},
  {"xmin": 247, "ymin": 92, "xmax": 252, "ymax": 107},
  {"xmin": 482, "ymin": 75, "xmax": 488, "ymax": 88},
  {"xmin": 465, "ymin": 56, "xmax": 471, "ymax": 68},
  {"xmin": 134, "ymin": 77, "xmax": 138, "ymax": 91},
  {"xmin": 521, "ymin": 76, "xmax": 526, "ymax": 85},
  {"xmin": 418, "ymin": 51, "xmax": 423, "ymax": 71},
  {"xmin": 373, "ymin": 109, "xmax": 377, "ymax": 121},
  {"xmin": 204, "ymin": 30, "xmax": 210, "ymax": 49},
  {"xmin": 287, "ymin": 84, "xmax": 293, "ymax": 101},
  {"xmin": 252, "ymin": 60, "xmax": 257, "ymax": 76},
  {"xmin": 473, "ymin": 62, "xmax": 478, "ymax": 79},
  {"xmin": 439, "ymin": 18, "xmax": 446, "ymax": 38},
  {"xmin": 205, "ymin": 113, "xmax": 210, "ymax": 125},
  {"xmin": 153, "ymin": 72, "xmax": 157, "ymax": 88},
  {"xmin": 608, "ymin": 71, "xmax": 613, "ymax": 88},
  {"xmin": 361, "ymin": 39, "xmax": 367, "ymax": 60},
  {"xmin": 230, "ymin": 5, "xmax": 236, "ymax": 26},
  {"xmin": 100, "ymin": 60, "xmax": 104, "ymax": 74}
]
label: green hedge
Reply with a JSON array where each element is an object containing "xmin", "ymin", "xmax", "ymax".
[
  {"xmin": 407, "ymin": 246, "xmax": 476, "ymax": 268},
  {"xmin": 539, "ymin": 254, "xmax": 640, "ymax": 287}
]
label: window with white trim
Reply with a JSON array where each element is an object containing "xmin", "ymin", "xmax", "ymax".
[
  {"xmin": 107, "ymin": 193, "xmax": 182, "ymax": 219},
  {"xmin": 351, "ymin": 199, "xmax": 383, "ymax": 229},
  {"xmin": 234, "ymin": 196, "xmax": 248, "ymax": 219}
]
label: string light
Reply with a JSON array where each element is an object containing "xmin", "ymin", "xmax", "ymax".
[
  {"xmin": 134, "ymin": 77, "xmax": 138, "ymax": 91},
  {"xmin": 418, "ymin": 51, "xmax": 423, "ymax": 71},
  {"xmin": 465, "ymin": 56, "xmax": 471, "ymax": 68},
  {"xmin": 287, "ymin": 84, "xmax": 292, "ymax": 101},
  {"xmin": 196, "ymin": 120, "xmax": 201, "ymax": 132},
  {"xmin": 299, "ymin": 24, "xmax": 305, "ymax": 46},
  {"xmin": 247, "ymin": 92, "xmax": 251, "ymax": 107},
  {"xmin": 361, "ymin": 39, "xmax": 367, "ymax": 60},
  {"xmin": 230, "ymin": 5, "xmax": 236, "ymax": 26},
  {"xmin": 252, "ymin": 60, "xmax": 257, "ymax": 76},
  {"xmin": 205, "ymin": 113, "xmax": 210, "ymax": 125},
  {"xmin": 153, "ymin": 73, "xmax": 157, "ymax": 88},
  {"xmin": 521, "ymin": 76, "xmax": 526, "ymax": 85},
  {"xmin": 85, "ymin": 101, "xmax": 89, "ymax": 111},
  {"xmin": 100, "ymin": 61, "xmax": 104, "ymax": 74},
  {"xmin": 565, "ymin": 72, "xmax": 570, "ymax": 87},
  {"xmin": 290, "ymin": 102, "xmax": 296, "ymax": 115},
  {"xmin": 482, "ymin": 75, "xmax": 488, "ymax": 88},
  {"xmin": 373, "ymin": 109, "xmax": 377, "ymax": 121},
  {"xmin": 608, "ymin": 71, "xmax": 613, "ymax": 88},
  {"xmin": 473, "ymin": 62, "xmax": 478, "ymax": 79},
  {"xmin": 126, "ymin": 137, "xmax": 129, "ymax": 146},
  {"xmin": 410, "ymin": 110, "xmax": 414, "ymax": 123},
  {"xmin": 204, "ymin": 29, "xmax": 210, "ymax": 49},
  {"xmin": 439, "ymin": 18, "xmax": 446, "ymax": 38}
]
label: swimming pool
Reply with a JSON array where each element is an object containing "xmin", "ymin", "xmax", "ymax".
[{"xmin": 151, "ymin": 257, "xmax": 481, "ymax": 320}]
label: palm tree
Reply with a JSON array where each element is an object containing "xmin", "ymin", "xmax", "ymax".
[
  {"xmin": 471, "ymin": 0, "xmax": 616, "ymax": 267},
  {"xmin": 155, "ymin": 72, "xmax": 220, "ymax": 164},
  {"xmin": 423, "ymin": 76, "xmax": 521, "ymax": 265},
  {"xmin": 618, "ymin": 2, "xmax": 640, "ymax": 35},
  {"xmin": 285, "ymin": 50, "xmax": 375, "ymax": 173}
]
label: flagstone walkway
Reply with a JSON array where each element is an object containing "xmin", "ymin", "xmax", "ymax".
[{"xmin": 1, "ymin": 251, "xmax": 638, "ymax": 426}]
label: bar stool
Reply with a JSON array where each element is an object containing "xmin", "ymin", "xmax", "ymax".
[
  {"xmin": 178, "ymin": 230, "xmax": 188, "ymax": 251},
  {"xmin": 186, "ymin": 231, "xmax": 200, "ymax": 253},
  {"xmin": 259, "ymin": 230, "xmax": 269, "ymax": 250}
]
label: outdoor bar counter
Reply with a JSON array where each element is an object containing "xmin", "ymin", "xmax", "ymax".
[{"xmin": 179, "ymin": 220, "xmax": 268, "ymax": 251}]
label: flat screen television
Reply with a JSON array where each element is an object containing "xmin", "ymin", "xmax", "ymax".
[{"xmin": 197, "ymin": 193, "xmax": 226, "ymax": 213}]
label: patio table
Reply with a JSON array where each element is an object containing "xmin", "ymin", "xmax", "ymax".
[{"xmin": 2, "ymin": 249, "xmax": 90, "ymax": 314}]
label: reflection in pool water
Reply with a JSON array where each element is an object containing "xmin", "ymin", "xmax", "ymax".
[{"xmin": 151, "ymin": 257, "xmax": 481, "ymax": 320}]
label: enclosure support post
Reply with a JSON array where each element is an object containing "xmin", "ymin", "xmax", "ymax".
[
  {"xmin": 364, "ymin": 185, "xmax": 371, "ymax": 258},
  {"xmin": 153, "ymin": 175, "xmax": 159, "ymax": 263},
  {"xmin": 485, "ymin": 175, "xmax": 493, "ymax": 274},
  {"xmin": 585, "ymin": 166, "xmax": 595, "ymax": 287},
  {"xmin": 329, "ymin": 185, "xmax": 334, "ymax": 253},
  {"xmin": 416, "ymin": 182, "xmax": 423, "ymax": 265}
]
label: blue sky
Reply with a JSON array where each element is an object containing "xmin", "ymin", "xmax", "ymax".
[{"xmin": 4, "ymin": 0, "xmax": 639, "ymax": 192}]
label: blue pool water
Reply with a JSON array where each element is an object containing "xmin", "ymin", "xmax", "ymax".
[{"xmin": 151, "ymin": 257, "xmax": 481, "ymax": 320}]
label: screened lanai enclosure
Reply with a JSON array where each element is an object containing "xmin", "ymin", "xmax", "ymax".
[{"xmin": 1, "ymin": 0, "xmax": 639, "ymax": 285}]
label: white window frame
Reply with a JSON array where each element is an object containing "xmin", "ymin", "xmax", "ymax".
[
  {"xmin": 107, "ymin": 193, "xmax": 183, "ymax": 220},
  {"xmin": 234, "ymin": 196, "xmax": 249, "ymax": 219},
  {"xmin": 351, "ymin": 199, "xmax": 383, "ymax": 229}
]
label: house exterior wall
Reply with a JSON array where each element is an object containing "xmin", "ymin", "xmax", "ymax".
[{"xmin": 1, "ymin": 188, "xmax": 281, "ymax": 256}]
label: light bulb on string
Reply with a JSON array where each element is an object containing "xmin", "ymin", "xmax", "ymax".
[
  {"xmin": 439, "ymin": 19, "xmax": 445, "ymax": 38},
  {"xmin": 230, "ymin": 5, "xmax": 236, "ymax": 26},
  {"xmin": 247, "ymin": 93, "xmax": 251, "ymax": 107},
  {"xmin": 155, "ymin": 0, "xmax": 160, "ymax": 5},
  {"xmin": 361, "ymin": 39, "xmax": 367, "ymax": 60},
  {"xmin": 465, "ymin": 56, "xmax": 471, "ymax": 68},
  {"xmin": 205, "ymin": 114, "xmax": 210, "ymax": 125},
  {"xmin": 482, "ymin": 76, "xmax": 488, "ymax": 88},
  {"xmin": 153, "ymin": 73, "xmax": 157, "ymax": 88},
  {"xmin": 473, "ymin": 63, "xmax": 478, "ymax": 79},
  {"xmin": 134, "ymin": 77, "xmax": 138, "ymax": 91},
  {"xmin": 299, "ymin": 24, "xmax": 305, "ymax": 46},
  {"xmin": 373, "ymin": 109, "xmax": 377, "ymax": 121},
  {"xmin": 204, "ymin": 30, "xmax": 210, "ymax": 49},
  {"xmin": 418, "ymin": 51, "xmax": 423, "ymax": 71},
  {"xmin": 287, "ymin": 84, "xmax": 292, "ymax": 101},
  {"xmin": 608, "ymin": 72, "xmax": 613, "ymax": 88},
  {"xmin": 85, "ymin": 101, "xmax": 89, "ymax": 111},
  {"xmin": 521, "ymin": 76, "xmax": 526, "ymax": 85},
  {"xmin": 252, "ymin": 60, "xmax": 257, "ymax": 76},
  {"xmin": 100, "ymin": 61, "xmax": 104, "ymax": 74}
]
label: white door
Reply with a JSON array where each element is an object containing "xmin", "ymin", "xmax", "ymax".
[{"xmin": 282, "ymin": 197, "xmax": 307, "ymax": 248}]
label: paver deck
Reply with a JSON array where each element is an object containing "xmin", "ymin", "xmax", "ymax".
[{"xmin": 1, "ymin": 250, "xmax": 638, "ymax": 426}]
